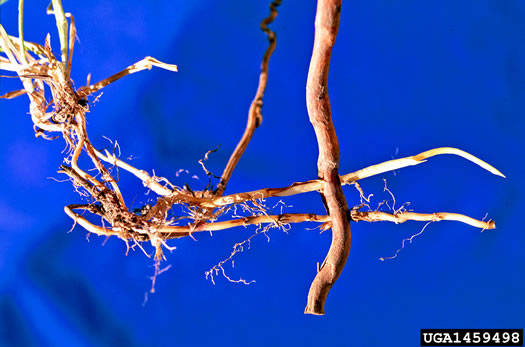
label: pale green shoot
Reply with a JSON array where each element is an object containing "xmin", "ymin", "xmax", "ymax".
[
  {"xmin": 18, "ymin": 0, "xmax": 27, "ymax": 63},
  {"xmin": 47, "ymin": 0, "xmax": 68, "ymax": 68}
]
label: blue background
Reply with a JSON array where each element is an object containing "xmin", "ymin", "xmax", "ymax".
[{"xmin": 0, "ymin": 1, "xmax": 523, "ymax": 346}]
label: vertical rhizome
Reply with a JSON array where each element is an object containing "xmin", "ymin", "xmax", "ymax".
[{"xmin": 0, "ymin": 0, "xmax": 504, "ymax": 315}]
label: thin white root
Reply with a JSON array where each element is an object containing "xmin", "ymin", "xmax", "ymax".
[{"xmin": 380, "ymin": 221, "xmax": 433, "ymax": 261}]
